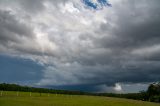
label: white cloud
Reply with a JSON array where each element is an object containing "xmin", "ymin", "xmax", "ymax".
[{"xmin": 114, "ymin": 83, "xmax": 122, "ymax": 92}]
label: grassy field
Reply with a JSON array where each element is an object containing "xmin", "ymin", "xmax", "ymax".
[{"xmin": 0, "ymin": 91, "xmax": 159, "ymax": 106}]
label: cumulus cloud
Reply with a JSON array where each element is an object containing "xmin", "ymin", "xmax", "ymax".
[
  {"xmin": 114, "ymin": 83, "xmax": 122, "ymax": 92},
  {"xmin": 0, "ymin": 0, "xmax": 160, "ymax": 92}
]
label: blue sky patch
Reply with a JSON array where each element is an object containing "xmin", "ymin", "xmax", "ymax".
[{"xmin": 82, "ymin": 0, "xmax": 111, "ymax": 10}]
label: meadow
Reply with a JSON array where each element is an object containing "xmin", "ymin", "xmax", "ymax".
[{"xmin": 0, "ymin": 91, "xmax": 159, "ymax": 106}]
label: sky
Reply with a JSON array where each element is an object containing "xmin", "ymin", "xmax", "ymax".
[{"xmin": 0, "ymin": 0, "xmax": 160, "ymax": 93}]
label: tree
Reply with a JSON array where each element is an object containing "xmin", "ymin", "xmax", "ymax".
[
  {"xmin": 147, "ymin": 82, "xmax": 160, "ymax": 96},
  {"xmin": 147, "ymin": 82, "xmax": 160, "ymax": 102}
]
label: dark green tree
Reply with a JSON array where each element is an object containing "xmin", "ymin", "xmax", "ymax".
[{"xmin": 147, "ymin": 82, "xmax": 160, "ymax": 102}]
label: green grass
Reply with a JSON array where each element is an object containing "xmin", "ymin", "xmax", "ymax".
[{"xmin": 0, "ymin": 91, "xmax": 159, "ymax": 106}]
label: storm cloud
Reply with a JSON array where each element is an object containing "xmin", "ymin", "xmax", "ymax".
[{"xmin": 0, "ymin": 0, "xmax": 160, "ymax": 92}]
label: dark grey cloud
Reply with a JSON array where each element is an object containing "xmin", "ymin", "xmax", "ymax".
[
  {"xmin": 0, "ymin": 10, "xmax": 34, "ymax": 45},
  {"xmin": 96, "ymin": 0, "xmax": 160, "ymax": 49},
  {"xmin": 39, "ymin": 0, "xmax": 160, "ymax": 86},
  {"xmin": 18, "ymin": 0, "xmax": 45, "ymax": 13},
  {"xmin": 0, "ymin": 55, "xmax": 44, "ymax": 85},
  {"xmin": 0, "ymin": 0, "xmax": 160, "ymax": 92}
]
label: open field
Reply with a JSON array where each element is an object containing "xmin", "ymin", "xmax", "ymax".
[{"xmin": 0, "ymin": 91, "xmax": 159, "ymax": 106}]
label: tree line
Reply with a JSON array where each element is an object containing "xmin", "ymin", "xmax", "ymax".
[
  {"xmin": 0, "ymin": 82, "xmax": 159, "ymax": 103},
  {"xmin": 0, "ymin": 83, "xmax": 88, "ymax": 95}
]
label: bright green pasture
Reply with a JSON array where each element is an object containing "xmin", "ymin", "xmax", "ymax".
[{"xmin": 0, "ymin": 91, "xmax": 159, "ymax": 106}]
